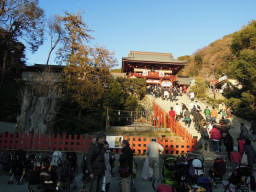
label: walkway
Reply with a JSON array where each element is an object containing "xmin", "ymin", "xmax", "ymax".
[{"xmin": 146, "ymin": 94, "xmax": 202, "ymax": 139}]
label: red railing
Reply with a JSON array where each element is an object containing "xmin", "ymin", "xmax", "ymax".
[{"xmin": 152, "ymin": 102, "xmax": 197, "ymax": 151}]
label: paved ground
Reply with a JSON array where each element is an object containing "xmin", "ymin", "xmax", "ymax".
[
  {"xmin": 0, "ymin": 155, "xmax": 228, "ymax": 192},
  {"xmin": 0, "ymin": 154, "xmax": 248, "ymax": 192}
]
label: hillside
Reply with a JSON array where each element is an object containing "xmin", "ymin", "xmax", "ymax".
[{"xmin": 179, "ymin": 34, "xmax": 234, "ymax": 79}]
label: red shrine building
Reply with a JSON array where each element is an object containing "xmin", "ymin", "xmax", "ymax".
[{"xmin": 122, "ymin": 51, "xmax": 187, "ymax": 87}]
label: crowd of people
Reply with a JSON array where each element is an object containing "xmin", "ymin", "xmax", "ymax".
[
  {"xmin": 147, "ymin": 84, "xmax": 187, "ymax": 102},
  {"xmin": 148, "ymin": 83, "xmax": 256, "ymax": 191}
]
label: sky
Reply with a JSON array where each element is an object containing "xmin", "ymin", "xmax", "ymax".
[{"xmin": 26, "ymin": 0, "xmax": 256, "ymax": 68}]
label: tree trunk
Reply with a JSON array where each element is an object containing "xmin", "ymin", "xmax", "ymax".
[
  {"xmin": 46, "ymin": 35, "xmax": 60, "ymax": 65},
  {"xmin": 0, "ymin": 49, "xmax": 8, "ymax": 88}
]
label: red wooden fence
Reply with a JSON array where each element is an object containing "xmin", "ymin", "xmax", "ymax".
[{"xmin": 0, "ymin": 132, "xmax": 196, "ymax": 154}]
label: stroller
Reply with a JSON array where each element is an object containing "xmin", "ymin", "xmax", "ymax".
[
  {"xmin": 175, "ymin": 161, "xmax": 190, "ymax": 192},
  {"xmin": 236, "ymin": 165, "xmax": 255, "ymax": 192},
  {"xmin": 224, "ymin": 165, "xmax": 255, "ymax": 192},
  {"xmin": 162, "ymin": 155, "xmax": 177, "ymax": 186},
  {"xmin": 209, "ymin": 157, "xmax": 226, "ymax": 183},
  {"xmin": 8, "ymin": 150, "xmax": 26, "ymax": 184},
  {"xmin": 188, "ymin": 158, "xmax": 204, "ymax": 179}
]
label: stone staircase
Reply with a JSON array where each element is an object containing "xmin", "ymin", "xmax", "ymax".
[{"xmin": 146, "ymin": 94, "xmax": 202, "ymax": 139}]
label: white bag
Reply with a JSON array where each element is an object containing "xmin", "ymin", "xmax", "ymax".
[
  {"xmin": 241, "ymin": 153, "xmax": 248, "ymax": 165},
  {"xmin": 141, "ymin": 156, "xmax": 153, "ymax": 180}
]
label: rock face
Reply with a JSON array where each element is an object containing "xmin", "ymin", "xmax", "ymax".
[
  {"xmin": 17, "ymin": 90, "xmax": 58, "ymax": 134},
  {"xmin": 17, "ymin": 71, "xmax": 60, "ymax": 134}
]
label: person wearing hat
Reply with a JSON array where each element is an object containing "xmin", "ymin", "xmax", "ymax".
[
  {"xmin": 86, "ymin": 133, "xmax": 106, "ymax": 192},
  {"xmin": 119, "ymin": 140, "xmax": 133, "ymax": 192},
  {"xmin": 146, "ymin": 138, "xmax": 164, "ymax": 190}
]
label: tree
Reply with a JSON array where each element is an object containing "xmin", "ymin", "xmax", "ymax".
[
  {"xmin": 55, "ymin": 11, "xmax": 92, "ymax": 65},
  {"xmin": 0, "ymin": 0, "xmax": 44, "ymax": 85},
  {"xmin": 226, "ymin": 20, "xmax": 256, "ymax": 120},
  {"xmin": 46, "ymin": 15, "xmax": 64, "ymax": 65}
]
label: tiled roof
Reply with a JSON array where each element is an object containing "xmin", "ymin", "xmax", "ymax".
[{"xmin": 123, "ymin": 51, "xmax": 186, "ymax": 64}]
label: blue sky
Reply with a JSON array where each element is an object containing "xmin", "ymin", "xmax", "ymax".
[{"xmin": 26, "ymin": 0, "xmax": 256, "ymax": 68}]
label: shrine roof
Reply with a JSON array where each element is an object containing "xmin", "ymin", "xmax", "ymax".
[{"xmin": 122, "ymin": 51, "xmax": 187, "ymax": 64}]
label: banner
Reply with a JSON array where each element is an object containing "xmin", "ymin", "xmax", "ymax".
[
  {"xmin": 106, "ymin": 136, "xmax": 123, "ymax": 148},
  {"xmin": 142, "ymin": 70, "xmax": 148, "ymax": 76},
  {"xmin": 161, "ymin": 80, "xmax": 172, "ymax": 87},
  {"xmin": 159, "ymin": 71, "xmax": 164, "ymax": 77}
]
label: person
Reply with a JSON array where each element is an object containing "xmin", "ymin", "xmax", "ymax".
[
  {"xmin": 119, "ymin": 140, "xmax": 133, "ymax": 192},
  {"xmin": 102, "ymin": 141, "xmax": 113, "ymax": 192},
  {"xmin": 210, "ymin": 124, "xmax": 221, "ymax": 152},
  {"xmin": 174, "ymin": 103, "xmax": 181, "ymax": 121},
  {"xmin": 86, "ymin": 133, "xmax": 106, "ymax": 192},
  {"xmin": 201, "ymin": 123, "xmax": 209, "ymax": 151},
  {"xmin": 183, "ymin": 86, "xmax": 187, "ymax": 93},
  {"xmin": 225, "ymin": 169, "xmax": 242, "ymax": 192},
  {"xmin": 204, "ymin": 106, "xmax": 211, "ymax": 122},
  {"xmin": 189, "ymin": 91, "xmax": 194, "ymax": 101},
  {"xmin": 50, "ymin": 150, "xmax": 63, "ymax": 181},
  {"xmin": 172, "ymin": 87, "xmax": 178, "ymax": 101},
  {"xmin": 189, "ymin": 101, "xmax": 195, "ymax": 112},
  {"xmin": 194, "ymin": 101, "xmax": 201, "ymax": 111},
  {"xmin": 164, "ymin": 89, "xmax": 169, "ymax": 100},
  {"xmin": 239, "ymin": 122, "xmax": 250, "ymax": 140},
  {"xmin": 184, "ymin": 108, "xmax": 191, "ymax": 127},
  {"xmin": 222, "ymin": 131, "xmax": 234, "ymax": 160},
  {"xmin": 210, "ymin": 106, "xmax": 218, "ymax": 123},
  {"xmin": 250, "ymin": 120, "xmax": 256, "ymax": 135},
  {"xmin": 146, "ymin": 138, "xmax": 164, "ymax": 189},
  {"xmin": 168, "ymin": 107, "xmax": 176, "ymax": 120},
  {"xmin": 237, "ymin": 137, "xmax": 246, "ymax": 157},
  {"xmin": 243, "ymin": 139, "xmax": 256, "ymax": 166},
  {"xmin": 181, "ymin": 103, "xmax": 187, "ymax": 117}
]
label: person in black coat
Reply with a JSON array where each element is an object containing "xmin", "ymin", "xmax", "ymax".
[
  {"xmin": 119, "ymin": 140, "xmax": 133, "ymax": 192},
  {"xmin": 244, "ymin": 139, "xmax": 256, "ymax": 166},
  {"xmin": 86, "ymin": 134, "xmax": 106, "ymax": 192},
  {"xmin": 222, "ymin": 131, "xmax": 234, "ymax": 160}
]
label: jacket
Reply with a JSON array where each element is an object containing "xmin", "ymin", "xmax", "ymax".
[
  {"xmin": 119, "ymin": 145, "xmax": 133, "ymax": 174},
  {"xmin": 210, "ymin": 127, "xmax": 221, "ymax": 140},
  {"xmin": 223, "ymin": 133, "xmax": 234, "ymax": 152},
  {"xmin": 169, "ymin": 110, "xmax": 176, "ymax": 119},
  {"xmin": 146, "ymin": 141, "xmax": 164, "ymax": 159},
  {"xmin": 86, "ymin": 142, "xmax": 105, "ymax": 176},
  {"xmin": 244, "ymin": 144, "xmax": 256, "ymax": 165}
]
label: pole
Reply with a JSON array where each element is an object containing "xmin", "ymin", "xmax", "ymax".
[
  {"xmin": 106, "ymin": 107, "xmax": 109, "ymax": 131},
  {"xmin": 212, "ymin": 63, "xmax": 216, "ymax": 99}
]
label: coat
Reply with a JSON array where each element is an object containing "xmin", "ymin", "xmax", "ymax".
[
  {"xmin": 210, "ymin": 128, "xmax": 221, "ymax": 140},
  {"xmin": 244, "ymin": 143, "xmax": 256, "ymax": 165},
  {"xmin": 119, "ymin": 145, "xmax": 133, "ymax": 174},
  {"xmin": 86, "ymin": 142, "xmax": 106, "ymax": 176},
  {"xmin": 223, "ymin": 133, "xmax": 234, "ymax": 152}
]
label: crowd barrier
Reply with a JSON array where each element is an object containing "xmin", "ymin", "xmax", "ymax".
[
  {"xmin": 152, "ymin": 102, "xmax": 197, "ymax": 151},
  {"xmin": 0, "ymin": 132, "xmax": 196, "ymax": 154}
]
